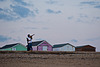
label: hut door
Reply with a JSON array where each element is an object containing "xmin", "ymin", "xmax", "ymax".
[{"xmin": 43, "ymin": 46, "xmax": 47, "ymax": 51}]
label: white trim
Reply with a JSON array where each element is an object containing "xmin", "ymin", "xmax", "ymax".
[
  {"xmin": 37, "ymin": 40, "xmax": 52, "ymax": 47},
  {"xmin": 37, "ymin": 40, "xmax": 45, "ymax": 46}
]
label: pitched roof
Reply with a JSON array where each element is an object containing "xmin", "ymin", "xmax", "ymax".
[
  {"xmin": 0, "ymin": 43, "xmax": 20, "ymax": 49},
  {"xmin": 53, "ymin": 43, "xmax": 74, "ymax": 48},
  {"xmin": 32, "ymin": 40, "xmax": 44, "ymax": 46},
  {"xmin": 75, "ymin": 45, "xmax": 95, "ymax": 48}
]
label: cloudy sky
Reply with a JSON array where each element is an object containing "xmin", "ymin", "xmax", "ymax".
[{"xmin": 0, "ymin": 0, "xmax": 100, "ymax": 51}]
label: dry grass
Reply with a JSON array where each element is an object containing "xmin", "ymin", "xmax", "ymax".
[
  {"xmin": 0, "ymin": 51, "xmax": 100, "ymax": 67},
  {"xmin": 0, "ymin": 51, "xmax": 99, "ymax": 54}
]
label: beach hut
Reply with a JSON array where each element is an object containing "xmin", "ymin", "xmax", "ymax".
[
  {"xmin": 32, "ymin": 40, "xmax": 52, "ymax": 51},
  {"xmin": 53, "ymin": 43, "xmax": 75, "ymax": 51},
  {"xmin": 75, "ymin": 45, "xmax": 96, "ymax": 52},
  {"xmin": 0, "ymin": 43, "xmax": 27, "ymax": 51}
]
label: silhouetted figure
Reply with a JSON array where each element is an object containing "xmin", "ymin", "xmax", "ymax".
[{"xmin": 27, "ymin": 34, "xmax": 35, "ymax": 51}]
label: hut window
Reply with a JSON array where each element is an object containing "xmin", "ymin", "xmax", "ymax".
[
  {"xmin": 12, "ymin": 48, "xmax": 16, "ymax": 51},
  {"xmin": 43, "ymin": 46, "xmax": 47, "ymax": 51}
]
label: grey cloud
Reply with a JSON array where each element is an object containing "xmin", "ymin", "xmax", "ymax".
[
  {"xmin": 76, "ymin": 18, "xmax": 85, "ymax": 23},
  {"xmin": 25, "ymin": 27, "xmax": 38, "ymax": 29},
  {"xmin": 42, "ymin": 27, "xmax": 49, "ymax": 30},
  {"xmin": 86, "ymin": 37, "xmax": 100, "ymax": 41},
  {"xmin": 80, "ymin": 14, "xmax": 88, "ymax": 18},
  {"xmin": 75, "ymin": 14, "xmax": 91, "ymax": 23},
  {"xmin": 67, "ymin": 16, "xmax": 73, "ymax": 20},
  {"xmin": 35, "ymin": 38, "xmax": 43, "ymax": 41}
]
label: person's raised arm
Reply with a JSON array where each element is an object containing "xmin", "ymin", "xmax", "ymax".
[{"xmin": 31, "ymin": 34, "xmax": 35, "ymax": 36}]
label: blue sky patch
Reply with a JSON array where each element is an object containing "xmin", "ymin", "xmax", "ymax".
[
  {"xmin": 80, "ymin": 1, "xmax": 100, "ymax": 9},
  {"xmin": 10, "ymin": 5, "xmax": 30, "ymax": 18},
  {"xmin": 14, "ymin": 0, "xmax": 28, "ymax": 6},
  {"xmin": 46, "ymin": 0, "xmax": 57, "ymax": 4},
  {"xmin": 95, "ymin": 17, "xmax": 100, "ymax": 19},
  {"xmin": 80, "ymin": 1, "xmax": 99, "ymax": 5},
  {"xmin": 0, "ymin": 0, "xmax": 6, "ymax": 1},
  {"xmin": 34, "ymin": 9, "xmax": 39, "ymax": 14},
  {"xmin": 0, "ymin": 35, "xmax": 11, "ymax": 42},
  {"xmin": 0, "ymin": 8, "xmax": 19, "ymax": 21},
  {"xmin": 71, "ymin": 39, "xmax": 78, "ymax": 43},
  {"xmin": 94, "ymin": 5, "xmax": 100, "ymax": 8},
  {"xmin": 47, "ymin": 9, "xmax": 61, "ymax": 14},
  {"xmin": 0, "ymin": 5, "xmax": 35, "ymax": 21},
  {"xmin": 0, "ymin": 13, "xmax": 15, "ymax": 21},
  {"xmin": 0, "ymin": 8, "xmax": 3, "ymax": 11}
]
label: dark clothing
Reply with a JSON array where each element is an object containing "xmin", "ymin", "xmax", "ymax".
[
  {"xmin": 27, "ymin": 43, "xmax": 32, "ymax": 51},
  {"xmin": 27, "ymin": 34, "xmax": 34, "ymax": 51},
  {"xmin": 27, "ymin": 44, "xmax": 30, "ymax": 51}
]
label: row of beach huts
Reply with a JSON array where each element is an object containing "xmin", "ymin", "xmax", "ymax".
[{"xmin": 0, "ymin": 40, "xmax": 96, "ymax": 52}]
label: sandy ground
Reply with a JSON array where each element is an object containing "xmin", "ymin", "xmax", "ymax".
[{"xmin": 0, "ymin": 51, "xmax": 100, "ymax": 67}]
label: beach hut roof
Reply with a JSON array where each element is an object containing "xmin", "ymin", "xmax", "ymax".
[
  {"xmin": 53, "ymin": 43, "xmax": 75, "ymax": 48},
  {"xmin": 0, "ymin": 43, "xmax": 22, "ymax": 49}
]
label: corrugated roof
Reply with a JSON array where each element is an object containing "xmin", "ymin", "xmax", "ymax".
[
  {"xmin": 32, "ymin": 40, "xmax": 44, "ymax": 46},
  {"xmin": 0, "ymin": 43, "xmax": 19, "ymax": 49},
  {"xmin": 53, "ymin": 43, "xmax": 74, "ymax": 48}
]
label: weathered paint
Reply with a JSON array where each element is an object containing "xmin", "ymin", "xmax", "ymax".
[{"xmin": 53, "ymin": 44, "xmax": 75, "ymax": 51}]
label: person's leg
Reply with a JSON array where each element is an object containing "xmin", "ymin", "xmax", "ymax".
[
  {"xmin": 29, "ymin": 43, "xmax": 32, "ymax": 51},
  {"xmin": 30, "ymin": 43, "xmax": 33, "ymax": 50},
  {"xmin": 27, "ymin": 44, "xmax": 30, "ymax": 51}
]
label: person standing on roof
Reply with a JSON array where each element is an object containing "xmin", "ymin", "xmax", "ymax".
[{"xmin": 27, "ymin": 34, "xmax": 35, "ymax": 51}]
